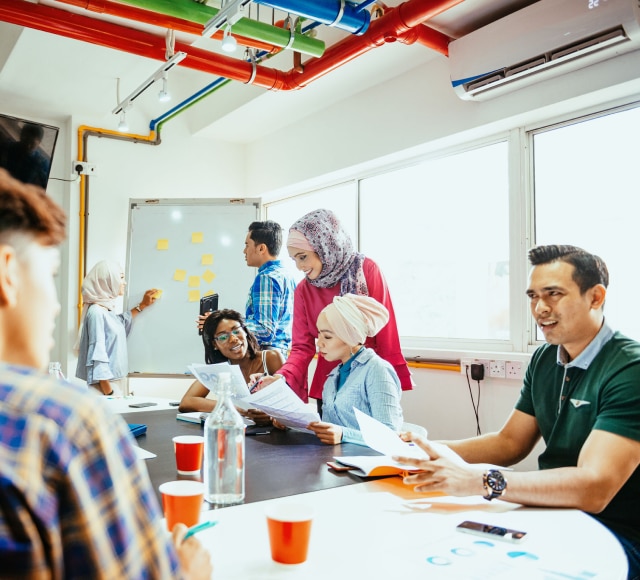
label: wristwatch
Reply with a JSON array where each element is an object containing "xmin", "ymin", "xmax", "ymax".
[{"xmin": 483, "ymin": 469, "xmax": 507, "ymax": 501}]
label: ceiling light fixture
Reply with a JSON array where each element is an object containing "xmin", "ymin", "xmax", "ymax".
[
  {"xmin": 117, "ymin": 110, "xmax": 129, "ymax": 132},
  {"xmin": 158, "ymin": 72, "xmax": 171, "ymax": 102},
  {"xmin": 221, "ymin": 24, "xmax": 238, "ymax": 53},
  {"xmin": 202, "ymin": 0, "xmax": 252, "ymax": 37},
  {"xmin": 112, "ymin": 51, "xmax": 187, "ymax": 116}
]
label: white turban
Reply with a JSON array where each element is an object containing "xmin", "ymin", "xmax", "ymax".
[{"xmin": 321, "ymin": 294, "xmax": 389, "ymax": 347}]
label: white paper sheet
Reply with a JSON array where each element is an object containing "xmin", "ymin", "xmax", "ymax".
[
  {"xmin": 188, "ymin": 362, "xmax": 250, "ymax": 399},
  {"xmin": 134, "ymin": 445, "xmax": 156, "ymax": 460},
  {"xmin": 354, "ymin": 408, "xmax": 428, "ymax": 459},
  {"xmin": 240, "ymin": 378, "xmax": 320, "ymax": 431}
]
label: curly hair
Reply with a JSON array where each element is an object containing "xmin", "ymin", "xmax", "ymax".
[
  {"xmin": 0, "ymin": 168, "xmax": 66, "ymax": 246},
  {"xmin": 201, "ymin": 309, "xmax": 259, "ymax": 364}
]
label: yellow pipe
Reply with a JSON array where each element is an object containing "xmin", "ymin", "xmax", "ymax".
[
  {"xmin": 76, "ymin": 125, "xmax": 158, "ymax": 326},
  {"xmin": 407, "ymin": 361, "xmax": 461, "ymax": 373}
]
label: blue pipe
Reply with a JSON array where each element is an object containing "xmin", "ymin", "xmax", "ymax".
[{"xmin": 254, "ymin": 0, "xmax": 370, "ymax": 35}]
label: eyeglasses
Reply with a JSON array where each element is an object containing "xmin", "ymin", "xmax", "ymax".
[{"xmin": 214, "ymin": 327, "xmax": 244, "ymax": 343}]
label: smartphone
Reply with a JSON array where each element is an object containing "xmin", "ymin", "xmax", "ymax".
[
  {"xmin": 456, "ymin": 520, "xmax": 527, "ymax": 543},
  {"xmin": 128, "ymin": 402, "xmax": 158, "ymax": 408},
  {"xmin": 199, "ymin": 293, "xmax": 219, "ymax": 335}
]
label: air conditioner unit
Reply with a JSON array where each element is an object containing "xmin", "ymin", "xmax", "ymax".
[{"xmin": 449, "ymin": 0, "xmax": 640, "ymax": 100}]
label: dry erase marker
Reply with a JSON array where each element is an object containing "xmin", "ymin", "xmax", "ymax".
[{"xmin": 183, "ymin": 520, "xmax": 219, "ymax": 540}]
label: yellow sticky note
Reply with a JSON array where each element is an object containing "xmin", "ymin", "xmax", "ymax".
[
  {"xmin": 202, "ymin": 269, "xmax": 216, "ymax": 284},
  {"xmin": 201, "ymin": 254, "xmax": 213, "ymax": 265},
  {"xmin": 191, "ymin": 232, "xmax": 203, "ymax": 244},
  {"xmin": 188, "ymin": 290, "xmax": 200, "ymax": 302},
  {"xmin": 203, "ymin": 289, "xmax": 216, "ymax": 297},
  {"xmin": 188, "ymin": 276, "xmax": 201, "ymax": 288},
  {"xmin": 153, "ymin": 289, "xmax": 163, "ymax": 299},
  {"xmin": 173, "ymin": 269, "xmax": 186, "ymax": 282},
  {"xmin": 157, "ymin": 239, "xmax": 169, "ymax": 250}
]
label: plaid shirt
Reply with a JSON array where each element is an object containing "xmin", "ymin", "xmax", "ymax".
[
  {"xmin": 0, "ymin": 364, "xmax": 179, "ymax": 579},
  {"xmin": 245, "ymin": 260, "xmax": 296, "ymax": 354}
]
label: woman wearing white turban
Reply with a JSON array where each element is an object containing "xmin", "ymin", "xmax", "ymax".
[{"xmin": 307, "ymin": 294, "xmax": 404, "ymax": 446}]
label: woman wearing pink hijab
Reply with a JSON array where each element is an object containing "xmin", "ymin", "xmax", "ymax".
[{"xmin": 279, "ymin": 209, "xmax": 412, "ymax": 408}]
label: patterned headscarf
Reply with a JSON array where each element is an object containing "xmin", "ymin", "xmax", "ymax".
[
  {"xmin": 321, "ymin": 294, "xmax": 389, "ymax": 346},
  {"xmin": 287, "ymin": 209, "xmax": 368, "ymax": 295}
]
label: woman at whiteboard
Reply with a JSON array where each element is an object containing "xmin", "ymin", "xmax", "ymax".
[
  {"xmin": 178, "ymin": 309, "xmax": 284, "ymax": 417},
  {"xmin": 261, "ymin": 209, "xmax": 412, "ymax": 409},
  {"xmin": 75, "ymin": 260, "xmax": 159, "ymax": 396}
]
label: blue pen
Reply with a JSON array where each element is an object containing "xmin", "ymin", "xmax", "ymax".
[{"xmin": 183, "ymin": 520, "xmax": 219, "ymax": 540}]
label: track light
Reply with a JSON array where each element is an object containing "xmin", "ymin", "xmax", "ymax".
[
  {"xmin": 202, "ymin": 0, "xmax": 252, "ymax": 37},
  {"xmin": 112, "ymin": 51, "xmax": 187, "ymax": 115},
  {"xmin": 117, "ymin": 110, "xmax": 129, "ymax": 132},
  {"xmin": 221, "ymin": 25, "xmax": 237, "ymax": 53},
  {"xmin": 158, "ymin": 72, "xmax": 171, "ymax": 102}
]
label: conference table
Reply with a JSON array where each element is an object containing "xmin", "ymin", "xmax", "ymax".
[{"xmin": 120, "ymin": 405, "xmax": 628, "ymax": 579}]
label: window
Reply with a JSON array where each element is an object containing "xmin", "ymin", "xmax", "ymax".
[
  {"xmin": 532, "ymin": 103, "xmax": 640, "ymax": 341},
  {"xmin": 265, "ymin": 182, "xmax": 357, "ymax": 283},
  {"xmin": 360, "ymin": 142, "xmax": 510, "ymax": 343}
]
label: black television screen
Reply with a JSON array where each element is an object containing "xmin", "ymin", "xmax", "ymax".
[{"xmin": 0, "ymin": 113, "xmax": 59, "ymax": 189}]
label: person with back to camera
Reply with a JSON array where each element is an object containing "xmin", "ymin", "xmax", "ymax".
[
  {"xmin": 307, "ymin": 293, "xmax": 404, "ymax": 446},
  {"xmin": 75, "ymin": 259, "xmax": 159, "ymax": 396},
  {"xmin": 0, "ymin": 168, "xmax": 212, "ymax": 578},
  {"xmin": 394, "ymin": 245, "xmax": 640, "ymax": 579},
  {"xmin": 180, "ymin": 308, "xmax": 284, "ymax": 425},
  {"xmin": 254, "ymin": 209, "xmax": 413, "ymax": 411}
]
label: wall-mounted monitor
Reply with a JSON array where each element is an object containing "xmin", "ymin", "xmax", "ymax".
[{"xmin": 0, "ymin": 113, "xmax": 59, "ymax": 189}]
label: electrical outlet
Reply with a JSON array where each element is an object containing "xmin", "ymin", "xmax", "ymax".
[
  {"xmin": 460, "ymin": 358, "xmax": 490, "ymax": 378},
  {"xmin": 489, "ymin": 360, "xmax": 506, "ymax": 378},
  {"xmin": 505, "ymin": 361, "xmax": 524, "ymax": 380},
  {"xmin": 73, "ymin": 161, "xmax": 97, "ymax": 175}
]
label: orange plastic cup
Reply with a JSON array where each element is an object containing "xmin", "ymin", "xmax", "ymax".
[
  {"xmin": 266, "ymin": 503, "xmax": 314, "ymax": 564},
  {"xmin": 159, "ymin": 480, "xmax": 204, "ymax": 531},
  {"xmin": 173, "ymin": 435, "xmax": 204, "ymax": 474}
]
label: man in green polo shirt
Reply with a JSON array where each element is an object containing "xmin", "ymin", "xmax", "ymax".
[{"xmin": 396, "ymin": 245, "xmax": 640, "ymax": 579}]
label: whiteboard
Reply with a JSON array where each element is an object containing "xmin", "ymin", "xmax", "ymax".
[{"xmin": 125, "ymin": 199, "xmax": 260, "ymax": 375}]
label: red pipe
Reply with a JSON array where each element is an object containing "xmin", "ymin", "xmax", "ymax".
[
  {"xmin": 0, "ymin": 0, "xmax": 457, "ymax": 92},
  {"xmin": 52, "ymin": 0, "xmax": 278, "ymax": 52}
]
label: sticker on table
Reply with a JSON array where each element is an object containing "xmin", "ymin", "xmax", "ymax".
[
  {"xmin": 188, "ymin": 290, "xmax": 200, "ymax": 302},
  {"xmin": 174, "ymin": 269, "xmax": 187, "ymax": 282},
  {"xmin": 201, "ymin": 254, "xmax": 213, "ymax": 265},
  {"xmin": 202, "ymin": 269, "xmax": 216, "ymax": 284},
  {"xmin": 188, "ymin": 276, "xmax": 200, "ymax": 288},
  {"xmin": 157, "ymin": 239, "xmax": 169, "ymax": 250},
  {"xmin": 191, "ymin": 232, "xmax": 203, "ymax": 244}
]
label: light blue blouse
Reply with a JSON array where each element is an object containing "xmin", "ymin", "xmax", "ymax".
[
  {"xmin": 321, "ymin": 347, "xmax": 403, "ymax": 446},
  {"xmin": 75, "ymin": 305, "xmax": 133, "ymax": 384}
]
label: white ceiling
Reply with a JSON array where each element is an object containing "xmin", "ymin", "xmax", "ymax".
[{"xmin": 0, "ymin": 0, "xmax": 536, "ymax": 144}]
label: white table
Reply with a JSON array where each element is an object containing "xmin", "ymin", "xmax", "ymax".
[
  {"xmin": 189, "ymin": 476, "xmax": 627, "ymax": 579},
  {"xmin": 100, "ymin": 395, "xmax": 178, "ymax": 414}
]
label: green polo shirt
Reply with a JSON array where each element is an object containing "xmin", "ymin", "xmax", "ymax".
[{"xmin": 515, "ymin": 326, "xmax": 640, "ymax": 543}]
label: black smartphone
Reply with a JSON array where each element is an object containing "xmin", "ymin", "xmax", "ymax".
[
  {"xmin": 456, "ymin": 520, "xmax": 527, "ymax": 543},
  {"xmin": 128, "ymin": 402, "xmax": 158, "ymax": 408},
  {"xmin": 199, "ymin": 293, "xmax": 219, "ymax": 335}
]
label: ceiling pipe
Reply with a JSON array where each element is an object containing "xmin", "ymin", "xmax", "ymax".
[
  {"xmin": 110, "ymin": 0, "xmax": 325, "ymax": 56},
  {"xmin": 51, "ymin": 0, "xmax": 278, "ymax": 53},
  {"xmin": 253, "ymin": 0, "xmax": 370, "ymax": 35},
  {"xmin": 0, "ymin": 0, "xmax": 455, "ymax": 91}
]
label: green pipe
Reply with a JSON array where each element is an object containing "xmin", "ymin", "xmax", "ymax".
[{"xmin": 120, "ymin": 0, "xmax": 325, "ymax": 57}]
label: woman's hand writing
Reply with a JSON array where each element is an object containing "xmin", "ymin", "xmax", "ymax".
[{"xmin": 171, "ymin": 523, "xmax": 213, "ymax": 580}]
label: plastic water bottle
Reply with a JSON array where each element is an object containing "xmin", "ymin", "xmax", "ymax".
[
  {"xmin": 48, "ymin": 362, "xmax": 65, "ymax": 380},
  {"xmin": 204, "ymin": 371, "xmax": 245, "ymax": 507}
]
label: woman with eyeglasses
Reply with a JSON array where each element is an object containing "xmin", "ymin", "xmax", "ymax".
[{"xmin": 178, "ymin": 309, "xmax": 284, "ymax": 419}]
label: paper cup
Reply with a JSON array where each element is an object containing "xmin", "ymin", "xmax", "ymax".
[
  {"xmin": 159, "ymin": 480, "xmax": 204, "ymax": 531},
  {"xmin": 266, "ymin": 503, "xmax": 314, "ymax": 564},
  {"xmin": 173, "ymin": 435, "xmax": 204, "ymax": 474}
]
